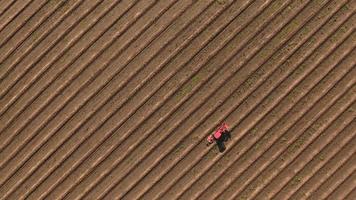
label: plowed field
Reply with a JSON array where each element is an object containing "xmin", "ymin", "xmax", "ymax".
[{"xmin": 0, "ymin": 0, "xmax": 355, "ymax": 199}]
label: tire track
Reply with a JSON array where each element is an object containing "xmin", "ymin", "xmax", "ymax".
[{"xmin": 0, "ymin": 0, "xmax": 84, "ymax": 84}]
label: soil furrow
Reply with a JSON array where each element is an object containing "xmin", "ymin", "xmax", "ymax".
[
  {"xmin": 322, "ymin": 160, "xmax": 356, "ymax": 200},
  {"xmin": 0, "ymin": 0, "xmax": 120, "ymax": 136},
  {"xmin": 202, "ymin": 2, "xmax": 354, "ymax": 199},
  {"xmin": 233, "ymin": 78, "xmax": 356, "ymax": 200},
  {"xmin": 257, "ymin": 103, "xmax": 353, "ymax": 199},
  {"xmin": 59, "ymin": 0, "xmax": 280, "ymax": 197},
  {"xmin": 0, "ymin": 0, "xmax": 16, "ymax": 18},
  {"xmin": 345, "ymin": 189, "xmax": 356, "ymax": 200},
  {"xmin": 0, "ymin": 0, "xmax": 213, "ymax": 198},
  {"xmin": 0, "ymin": 0, "xmax": 50, "ymax": 48},
  {"xmin": 0, "ymin": 0, "xmax": 352, "ymax": 199},
  {"xmin": 285, "ymin": 95, "xmax": 356, "ymax": 196},
  {"xmin": 211, "ymin": 58, "xmax": 356, "ymax": 200},
  {"xmin": 43, "ymin": 0, "xmax": 261, "ymax": 198},
  {"xmin": 159, "ymin": 4, "xmax": 354, "ymax": 200},
  {"xmin": 0, "ymin": 0, "xmax": 32, "ymax": 34},
  {"xmin": 182, "ymin": 22, "xmax": 354, "ymax": 200},
  {"xmin": 305, "ymin": 149, "xmax": 356, "ymax": 199},
  {"xmin": 21, "ymin": 0, "xmax": 223, "ymax": 199},
  {"xmin": 0, "ymin": 0, "xmax": 84, "ymax": 85},
  {"xmin": 3, "ymin": 0, "xmax": 195, "ymax": 197},
  {"xmin": 29, "ymin": 1, "xmax": 244, "ymax": 199},
  {"xmin": 180, "ymin": 31, "xmax": 355, "ymax": 200},
  {"xmin": 0, "ymin": 0, "xmax": 95, "ymax": 115},
  {"xmin": 0, "ymin": 0, "xmax": 145, "ymax": 168},
  {"xmin": 0, "ymin": 0, "xmax": 66, "ymax": 66},
  {"xmin": 264, "ymin": 102, "xmax": 356, "ymax": 199},
  {"xmin": 129, "ymin": 0, "xmax": 345, "ymax": 198},
  {"xmin": 282, "ymin": 118, "xmax": 355, "ymax": 198},
  {"xmin": 0, "ymin": 0, "xmax": 126, "ymax": 116},
  {"xmin": 123, "ymin": 0, "xmax": 334, "ymax": 197},
  {"xmin": 0, "ymin": 0, "xmax": 103, "ymax": 98},
  {"xmin": 0, "ymin": 0, "xmax": 195, "ymax": 198},
  {"xmin": 144, "ymin": 3, "xmax": 354, "ymax": 200},
  {"xmin": 74, "ymin": 0, "xmax": 292, "ymax": 198},
  {"xmin": 0, "ymin": 0, "xmax": 103, "ymax": 124}
]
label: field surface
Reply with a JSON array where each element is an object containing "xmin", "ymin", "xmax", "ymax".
[{"xmin": 0, "ymin": 0, "xmax": 355, "ymax": 199}]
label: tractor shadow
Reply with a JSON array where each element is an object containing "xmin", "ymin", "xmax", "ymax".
[{"xmin": 215, "ymin": 130, "xmax": 231, "ymax": 153}]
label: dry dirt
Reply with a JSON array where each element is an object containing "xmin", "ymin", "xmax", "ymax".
[{"xmin": 0, "ymin": 0, "xmax": 355, "ymax": 199}]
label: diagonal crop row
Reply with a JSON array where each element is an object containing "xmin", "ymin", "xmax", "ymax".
[
  {"xmin": 143, "ymin": 1, "xmax": 354, "ymax": 198},
  {"xmin": 179, "ymin": 26, "xmax": 356, "ymax": 200},
  {"xmin": 294, "ymin": 139, "xmax": 356, "ymax": 199},
  {"xmin": 0, "ymin": 0, "xmax": 33, "ymax": 35},
  {"xmin": 0, "ymin": 0, "xmax": 152, "ymax": 166},
  {"xmin": 0, "ymin": 0, "xmax": 125, "ymax": 132},
  {"xmin": 258, "ymin": 87, "xmax": 356, "ymax": 199},
  {"xmin": 0, "ymin": 0, "xmax": 105, "ymax": 98},
  {"xmin": 0, "ymin": 0, "xmax": 52, "ymax": 49},
  {"xmin": 323, "ymin": 159, "xmax": 356, "ymax": 200},
  {"xmin": 26, "ymin": 0, "xmax": 249, "ymax": 198},
  {"xmin": 217, "ymin": 32, "xmax": 356, "ymax": 200},
  {"xmin": 233, "ymin": 77, "xmax": 356, "ymax": 200},
  {"xmin": 0, "ymin": 0, "xmax": 84, "ymax": 83},
  {"xmin": 80, "ymin": 0, "xmax": 304, "ymax": 198},
  {"xmin": 0, "ymin": 0, "xmax": 202, "ymax": 197},
  {"xmin": 272, "ymin": 112, "xmax": 355, "ymax": 199},
  {"xmin": 18, "ymin": 0, "xmax": 238, "ymax": 198},
  {"xmin": 0, "ymin": 0, "xmax": 17, "ymax": 19},
  {"xmin": 58, "ymin": 0, "xmax": 286, "ymax": 198},
  {"xmin": 165, "ymin": 14, "xmax": 354, "ymax": 200},
  {"xmin": 0, "ymin": 0, "xmax": 67, "ymax": 66},
  {"xmin": 0, "ymin": 0, "xmax": 220, "ymax": 198},
  {"xmin": 122, "ymin": 0, "xmax": 344, "ymax": 198}
]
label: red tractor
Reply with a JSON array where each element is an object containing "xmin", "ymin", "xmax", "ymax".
[{"xmin": 207, "ymin": 122, "xmax": 231, "ymax": 152}]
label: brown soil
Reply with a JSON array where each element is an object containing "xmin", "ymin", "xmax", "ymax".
[{"xmin": 0, "ymin": 0, "xmax": 355, "ymax": 199}]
